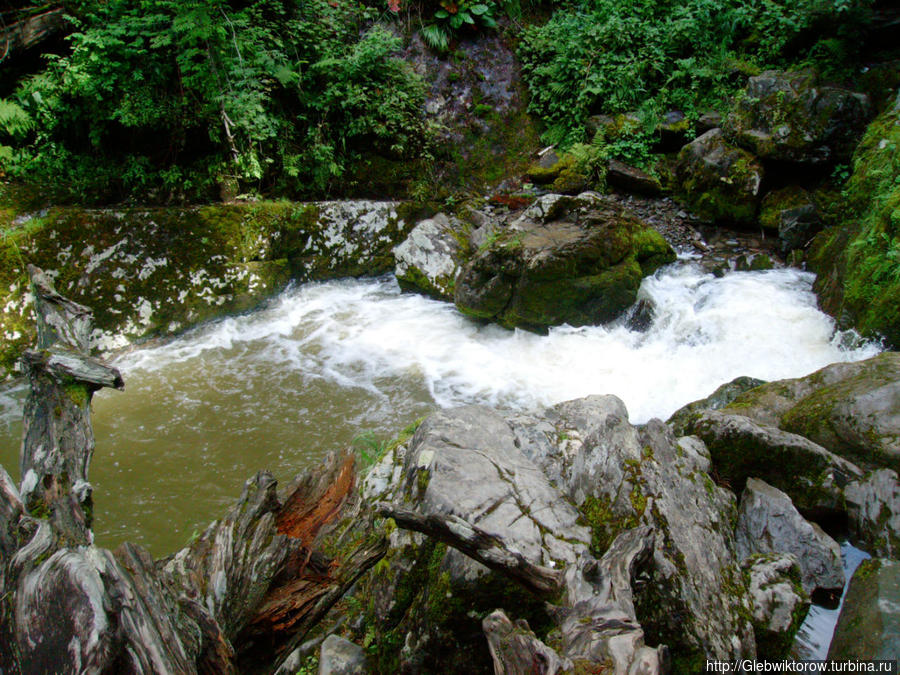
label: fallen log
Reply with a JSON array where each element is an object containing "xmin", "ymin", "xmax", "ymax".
[{"xmin": 0, "ymin": 266, "xmax": 385, "ymax": 674}]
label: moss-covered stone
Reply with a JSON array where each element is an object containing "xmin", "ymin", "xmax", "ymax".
[
  {"xmin": 674, "ymin": 129, "xmax": 764, "ymax": 226},
  {"xmin": 808, "ymin": 94, "xmax": 900, "ymax": 347},
  {"xmin": 0, "ymin": 199, "xmax": 417, "ymax": 380},
  {"xmin": 454, "ymin": 193, "xmax": 676, "ymax": 331}
]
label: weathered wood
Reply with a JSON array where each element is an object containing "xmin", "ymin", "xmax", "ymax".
[
  {"xmin": 381, "ymin": 495, "xmax": 671, "ymax": 674},
  {"xmin": 375, "ymin": 502, "xmax": 565, "ymax": 598},
  {"xmin": 483, "ymin": 610, "xmax": 568, "ymax": 675},
  {"xmin": 0, "ymin": 267, "xmax": 387, "ymax": 674}
]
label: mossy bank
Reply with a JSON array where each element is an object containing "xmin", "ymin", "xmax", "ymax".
[{"xmin": 0, "ymin": 198, "xmax": 431, "ymax": 380}]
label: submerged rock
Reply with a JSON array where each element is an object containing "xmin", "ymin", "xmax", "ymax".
[
  {"xmin": 735, "ymin": 478, "xmax": 844, "ymax": 595},
  {"xmin": 453, "ymin": 192, "xmax": 676, "ymax": 331},
  {"xmin": 828, "ymin": 558, "xmax": 900, "ymax": 660},
  {"xmin": 675, "ymin": 128, "xmax": 764, "ymax": 226},
  {"xmin": 726, "ymin": 69, "xmax": 870, "ymax": 165}
]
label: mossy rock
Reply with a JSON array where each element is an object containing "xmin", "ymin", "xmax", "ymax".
[
  {"xmin": 0, "ymin": 199, "xmax": 416, "ymax": 380},
  {"xmin": 808, "ymin": 94, "xmax": 900, "ymax": 347},
  {"xmin": 674, "ymin": 129, "xmax": 763, "ymax": 226},
  {"xmin": 726, "ymin": 69, "xmax": 870, "ymax": 165},
  {"xmin": 828, "ymin": 558, "xmax": 900, "ymax": 660},
  {"xmin": 454, "ymin": 194, "xmax": 676, "ymax": 330}
]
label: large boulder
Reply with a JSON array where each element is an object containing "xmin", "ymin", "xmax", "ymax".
[
  {"xmin": 453, "ymin": 193, "xmax": 676, "ymax": 330},
  {"xmin": 683, "ymin": 410, "xmax": 863, "ymax": 513},
  {"xmin": 723, "ymin": 353, "xmax": 900, "ymax": 472},
  {"xmin": 511, "ymin": 396, "xmax": 756, "ymax": 667},
  {"xmin": 829, "ymin": 558, "xmax": 900, "ymax": 660},
  {"xmin": 726, "ymin": 69, "xmax": 870, "ymax": 165},
  {"xmin": 735, "ymin": 478, "xmax": 844, "ymax": 596},
  {"xmin": 675, "ymin": 128, "xmax": 764, "ymax": 226},
  {"xmin": 318, "ymin": 635, "xmax": 369, "ymax": 675},
  {"xmin": 393, "ymin": 213, "xmax": 470, "ymax": 301},
  {"xmin": 0, "ymin": 200, "xmax": 420, "ymax": 380}
]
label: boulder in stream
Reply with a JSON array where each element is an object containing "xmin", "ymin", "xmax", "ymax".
[
  {"xmin": 828, "ymin": 558, "xmax": 900, "ymax": 660},
  {"xmin": 453, "ymin": 192, "xmax": 676, "ymax": 331},
  {"xmin": 742, "ymin": 553, "xmax": 809, "ymax": 659},
  {"xmin": 393, "ymin": 213, "xmax": 470, "ymax": 301}
]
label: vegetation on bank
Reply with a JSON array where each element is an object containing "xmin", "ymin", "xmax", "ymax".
[{"xmin": 0, "ymin": 0, "xmax": 882, "ymax": 203}]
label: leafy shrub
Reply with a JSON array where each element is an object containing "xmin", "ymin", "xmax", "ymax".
[
  {"xmin": 6, "ymin": 0, "xmax": 426, "ymax": 203},
  {"xmin": 420, "ymin": 0, "xmax": 499, "ymax": 51},
  {"xmin": 518, "ymin": 0, "xmax": 874, "ymax": 149}
]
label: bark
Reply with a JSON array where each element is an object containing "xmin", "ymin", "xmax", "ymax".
[{"xmin": 0, "ymin": 267, "xmax": 386, "ymax": 674}]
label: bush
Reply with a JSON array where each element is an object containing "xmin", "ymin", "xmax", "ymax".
[
  {"xmin": 518, "ymin": 0, "xmax": 874, "ymax": 150},
  {"xmin": 5, "ymin": 0, "xmax": 426, "ymax": 203}
]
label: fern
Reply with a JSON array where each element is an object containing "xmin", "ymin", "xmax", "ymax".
[{"xmin": 0, "ymin": 99, "xmax": 33, "ymax": 138}]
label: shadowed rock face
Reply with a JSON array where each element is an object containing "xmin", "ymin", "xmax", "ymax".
[
  {"xmin": 726, "ymin": 70, "xmax": 870, "ymax": 165},
  {"xmin": 452, "ymin": 192, "xmax": 676, "ymax": 331}
]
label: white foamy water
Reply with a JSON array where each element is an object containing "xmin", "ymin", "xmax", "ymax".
[
  {"xmin": 115, "ymin": 262, "xmax": 880, "ymax": 424},
  {"xmin": 0, "ymin": 261, "xmax": 882, "ymax": 554}
]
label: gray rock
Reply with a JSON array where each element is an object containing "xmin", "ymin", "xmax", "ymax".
[
  {"xmin": 829, "ymin": 558, "xmax": 900, "ymax": 660},
  {"xmin": 742, "ymin": 554, "xmax": 809, "ymax": 659},
  {"xmin": 759, "ymin": 187, "xmax": 821, "ymax": 254},
  {"xmin": 675, "ymin": 128, "xmax": 764, "ymax": 226},
  {"xmin": 724, "ymin": 352, "xmax": 900, "ymax": 472},
  {"xmin": 844, "ymin": 469, "xmax": 900, "ymax": 558},
  {"xmin": 726, "ymin": 69, "xmax": 870, "ymax": 165},
  {"xmin": 685, "ymin": 410, "xmax": 864, "ymax": 513},
  {"xmin": 606, "ymin": 159, "xmax": 663, "ymax": 195},
  {"xmin": 520, "ymin": 395, "xmax": 756, "ymax": 661},
  {"xmin": 668, "ymin": 375, "xmax": 767, "ymax": 437},
  {"xmin": 453, "ymin": 192, "xmax": 676, "ymax": 330},
  {"xmin": 401, "ymin": 406, "xmax": 591, "ymax": 569},
  {"xmin": 393, "ymin": 213, "xmax": 469, "ymax": 301},
  {"xmin": 735, "ymin": 478, "xmax": 844, "ymax": 594},
  {"xmin": 318, "ymin": 635, "xmax": 368, "ymax": 675}
]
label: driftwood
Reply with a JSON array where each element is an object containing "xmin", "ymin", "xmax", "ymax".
[
  {"xmin": 378, "ymin": 501, "xmax": 670, "ymax": 675},
  {"xmin": 0, "ymin": 267, "xmax": 386, "ymax": 674}
]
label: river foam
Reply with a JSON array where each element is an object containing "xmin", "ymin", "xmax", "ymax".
[{"xmin": 116, "ymin": 261, "xmax": 880, "ymax": 424}]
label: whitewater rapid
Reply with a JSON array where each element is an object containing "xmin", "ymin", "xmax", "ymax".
[{"xmin": 114, "ymin": 261, "xmax": 880, "ymax": 424}]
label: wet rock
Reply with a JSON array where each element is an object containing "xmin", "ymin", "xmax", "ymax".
[
  {"xmin": 724, "ymin": 353, "xmax": 900, "ymax": 472},
  {"xmin": 726, "ymin": 69, "xmax": 870, "ymax": 165},
  {"xmin": 318, "ymin": 635, "xmax": 368, "ymax": 675},
  {"xmin": 759, "ymin": 187, "xmax": 821, "ymax": 254},
  {"xmin": 742, "ymin": 554, "xmax": 809, "ymax": 659},
  {"xmin": 606, "ymin": 159, "xmax": 663, "ymax": 195},
  {"xmin": 526, "ymin": 153, "xmax": 591, "ymax": 195},
  {"xmin": 0, "ymin": 200, "xmax": 416, "ymax": 380},
  {"xmin": 656, "ymin": 110, "xmax": 692, "ymax": 152},
  {"xmin": 393, "ymin": 213, "xmax": 470, "ymax": 301},
  {"xmin": 668, "ymin": 376, "xmax": 767, "ymax": 437},
  {"xmin": 515, "ymin": 395, "xmax": 756, "ymax": 662},
  {"xmin": 736, "ymin": 478, "xmax": 844, "ymax": 595},
  {"xmin": 828, "ymin": 558, "xmax": 900, "ymax": 660},
  {"xmin": 684, "ymin": 410, "xmax": 864, "ymax": 513},
  {"xmin": 675, "ymin": 128, "xmax": 764, "ymax": 226},
  {"xmin": 844, "ymin": 469, "xmax": 900, "ymax": 559},
  {"xmin": 454, "ymin": 192, "xmax": 676, "ymax": 330},
  {"xmin": 735, "ymin": 253, "xmax": 774, "ymax": 271}
]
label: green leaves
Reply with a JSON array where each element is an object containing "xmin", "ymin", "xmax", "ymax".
[{"xmin": 7, "ymin": 0, "xmax": 425, "ymax": 202}]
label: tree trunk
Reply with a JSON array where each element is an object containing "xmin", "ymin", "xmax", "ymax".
[{"xmin": 0, "ymin": 266, "xmax": 385, "ymax": 674}]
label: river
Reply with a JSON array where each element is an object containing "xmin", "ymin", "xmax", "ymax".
[{"xmin": 0, "ymin": 260, "xmax": 881, "ymax": 557}]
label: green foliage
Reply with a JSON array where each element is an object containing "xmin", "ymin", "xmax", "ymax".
[
  {"xmin": 518, "ymin": 0, "xmax": 874, "ymax": 150},
  {"xmin": 421, "ymin": 0, "xmax": 499, "ymax": 52},
  {"xmin": 6, "ymin": 0, "xmax": 426, "ymax": 203}
]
